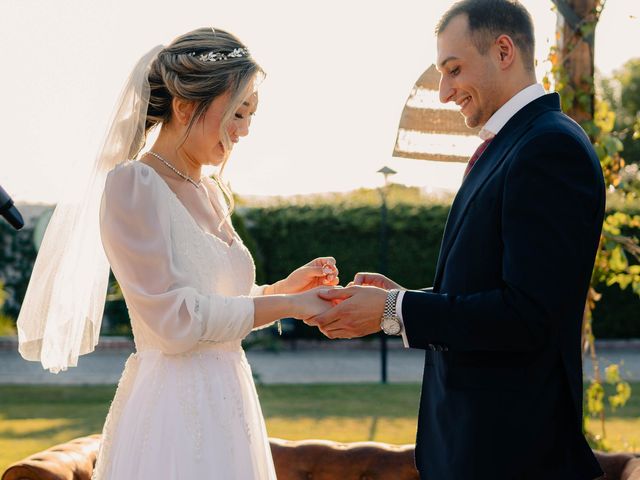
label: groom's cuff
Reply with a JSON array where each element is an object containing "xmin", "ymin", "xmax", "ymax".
[{"xmin": 396, "ymin": 290, "xmax": 410, "ymax": 348}]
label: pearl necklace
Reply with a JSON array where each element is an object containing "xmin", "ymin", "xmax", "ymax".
[{"xmin": 146, "ymin": 151, "xmax": 203, "ymax": 189}]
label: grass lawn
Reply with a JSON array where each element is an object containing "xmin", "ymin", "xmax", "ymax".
[{"xmin": 1, "ymin": 383, "xmax": 639, "ymax": 473}]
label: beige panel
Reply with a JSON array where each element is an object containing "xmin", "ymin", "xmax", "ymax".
[
  {"xmin": 399, "ymin": 107, "xmax": 480, "ymax": 136},
  {"xmin": 391, "ymin": 149, "xmax": 470, "ymax": 163},
  {"xmin": 415, "ymin": 64, "xmax": 441, "ymax": 90},
  {"xmin": 393, "ymin": 64, "xmax": 478, "ymax": 163}
]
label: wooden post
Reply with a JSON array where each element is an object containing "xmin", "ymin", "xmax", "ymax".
[{"xmin": 553, "ymin": 0, "xmax": 600, "ymax": 126}]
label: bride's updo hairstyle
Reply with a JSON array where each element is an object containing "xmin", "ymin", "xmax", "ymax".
[{"xmin": 143, "ymin": 27, "xmax": 263, "ymax": 158}]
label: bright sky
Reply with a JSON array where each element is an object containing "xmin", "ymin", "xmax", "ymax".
[{"xmin": 2, "ymin": 0, "xmax": 639, "ymax": 204}]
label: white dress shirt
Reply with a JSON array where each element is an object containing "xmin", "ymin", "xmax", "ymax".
[{"xmin": 396, "ymin": 83, "xmax": 546, "ymax": 347}]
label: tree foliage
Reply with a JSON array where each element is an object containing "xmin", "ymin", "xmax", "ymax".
[{"xmin": 601, "ymin": 58, "xmax": 640, "ymax": 168}]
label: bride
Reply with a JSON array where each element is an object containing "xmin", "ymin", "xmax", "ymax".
[{"xmin": 17, "ymin": 27, "xmax": 338, "ymax": 479}]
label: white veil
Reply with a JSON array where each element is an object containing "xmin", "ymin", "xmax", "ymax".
[{"xmin": 17, "ymin": 45, "xmax": 164, "ymax": 373}]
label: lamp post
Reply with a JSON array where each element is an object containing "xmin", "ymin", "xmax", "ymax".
[{"xmin": 377, "ymin": 166, "xmax": 396, "ymax": 384}]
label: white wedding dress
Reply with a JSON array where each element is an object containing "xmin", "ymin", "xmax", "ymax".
[{"xmin": 92, "ymin": 160, "xmax": 277, "ymax": 479}]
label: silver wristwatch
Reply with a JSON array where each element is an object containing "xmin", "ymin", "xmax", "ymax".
[{"xmin": 380, "ymin": 289, "xmax": 402, "ymax": 336}]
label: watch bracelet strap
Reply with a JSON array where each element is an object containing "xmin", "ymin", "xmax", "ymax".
[{"xmin": 383, "ymin": 289, "xmax": 400, "ymax": 318}]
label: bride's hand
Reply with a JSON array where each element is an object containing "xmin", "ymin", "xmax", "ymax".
[
  {"xmin": 290, "ymin": 287, "xmax": 336, "ymax": 321},
  {"xmin": 273, "ymin": 257, "xmax": 339, "ymax": 294}
]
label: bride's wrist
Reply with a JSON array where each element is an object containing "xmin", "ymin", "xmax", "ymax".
[{"xmin": 287, "ymin": 292, "xmax": 305, "ymax": 319}]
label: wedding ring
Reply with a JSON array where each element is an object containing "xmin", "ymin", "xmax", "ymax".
[{"xmin": 322, "ymin": 264, "xmax": 334, "ymax": 275}]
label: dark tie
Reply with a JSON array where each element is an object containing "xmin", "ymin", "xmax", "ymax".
[{"xmin": 463, "ymin": 137, "xmax": 494, "ymax": 180}]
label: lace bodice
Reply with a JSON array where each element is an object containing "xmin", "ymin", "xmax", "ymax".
[{"xmin": 99, "ymin": 160, "xmax": 261, "ymax": 353}]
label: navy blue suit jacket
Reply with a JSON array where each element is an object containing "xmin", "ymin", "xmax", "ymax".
[{"xmin": 402, "ymin": 93, "xmax": 605, "ymax": 480}]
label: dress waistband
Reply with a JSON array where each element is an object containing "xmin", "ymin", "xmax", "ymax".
[{"xmin": 136, "ymin": 341, "xmax": 244, "ymax": 357}]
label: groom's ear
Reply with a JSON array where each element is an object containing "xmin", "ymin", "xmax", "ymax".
[{"xmin": 493, "ymin": 34, "xmax": 516, "ymax": 71}]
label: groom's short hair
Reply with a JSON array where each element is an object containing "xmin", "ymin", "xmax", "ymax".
[{"xmin": 436, "ymin": 0, "xmax": 535, "ymax": 72}]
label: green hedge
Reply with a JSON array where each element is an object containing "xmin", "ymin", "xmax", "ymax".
[
  {"xmin": 592, "ymin": 285, "xmax": 640, "ymax": 338},
  {"xmin": 244, "ymin": 203, "xmax": 449, "ymax": 289},
  {"xmin": 0, "ymin": 221, "xmax": 36, "ymax": 319}
]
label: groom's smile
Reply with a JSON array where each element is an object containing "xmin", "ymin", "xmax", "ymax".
[{"xmin": 457, "ymin": 95, "xmax": 472, "ymax": 113}]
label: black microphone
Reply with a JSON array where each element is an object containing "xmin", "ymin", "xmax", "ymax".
[{"xmin": 0, "ymin": 184, "xmax": 24, "ymax": 230}]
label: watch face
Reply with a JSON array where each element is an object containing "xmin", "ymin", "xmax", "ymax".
[{"xmin": 382, "ymin": 317, "xmax": 401, "ymax": 335}]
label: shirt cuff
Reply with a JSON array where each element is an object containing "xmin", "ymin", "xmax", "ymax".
[{"xmin": 396, "ymin": 290, "xmax": 409, "ymax": 348}]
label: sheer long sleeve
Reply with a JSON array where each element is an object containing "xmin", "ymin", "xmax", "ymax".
[
  {"xmin": 99, "ymin": 163, "xmax": 255, "ymax": 354},
  {"xmin": 250, "ymin": 284, "xmax": 267, "ymax": 297}
]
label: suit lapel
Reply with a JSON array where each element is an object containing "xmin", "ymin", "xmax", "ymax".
[{"xmin": 433, "ymin": 93, "xmax": 561, "ymax": 289}]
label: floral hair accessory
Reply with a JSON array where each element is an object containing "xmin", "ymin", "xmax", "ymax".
[{"xmin": 188, "ymin": 47, "xmax": 250, "ymax": 63}]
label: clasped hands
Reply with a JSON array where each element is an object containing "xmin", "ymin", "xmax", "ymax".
[{"xmin": 289, "ymin": 264, "xmax": 404, "ymax": 339}]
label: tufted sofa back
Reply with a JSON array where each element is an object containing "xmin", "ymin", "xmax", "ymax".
[{"xmin": 3, "ymin": 434, "xmax": 639, "ymax": 480}]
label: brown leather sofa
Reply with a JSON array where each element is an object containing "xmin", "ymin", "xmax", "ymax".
[{"xmin": 2, "ymin": 434, "xmax": 639, "ymax": 480}]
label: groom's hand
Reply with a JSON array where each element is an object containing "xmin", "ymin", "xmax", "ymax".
[
  {"xmin": 348, "ymin": 272, "xmax": 404, "ymax": 290},
  {"xmin": 305, "ymin": 286, "xmax": 386, "ymax": 339}
]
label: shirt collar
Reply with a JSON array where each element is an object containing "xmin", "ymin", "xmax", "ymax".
[{"xmin": 478, "ymin": 83, "xmax": 546, "ymax": 140}]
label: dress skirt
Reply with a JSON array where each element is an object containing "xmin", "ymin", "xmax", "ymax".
[{"xmin": 92, "ymin": 343, "xmax": 277, "ymax": 479}]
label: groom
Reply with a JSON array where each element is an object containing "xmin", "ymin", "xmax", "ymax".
[{"xmin": 309, "ymin": 1, "xmax": 605, "ymax": 479}]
